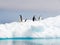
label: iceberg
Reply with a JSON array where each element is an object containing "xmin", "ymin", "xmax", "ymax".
[{"xmin": 0, "ymin": 15, "xmax": 60, "ymax": 38}]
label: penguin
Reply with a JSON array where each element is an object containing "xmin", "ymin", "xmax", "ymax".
[
  {"xmin": 19, "ymin": 15, "xmax": 22, "ymax": 22},
  {"xmin": 38, "ymin": 16, "xmax": 40, "ymax": 20},
  {"xmin": 32, "ymin": 16, "xmax": 36, "ymax": 21},
  {"xmin": 38, "ymin": 16, "xmax": 43, "ymax": 21},
  {"xmin": 25, "ymin": 19, "xmax": 27, "ymax": 22}
]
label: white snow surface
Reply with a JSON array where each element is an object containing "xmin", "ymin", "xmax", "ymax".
[{"xmin": 0, "ymin": 15, "xmax": 60, "ymax": 38}]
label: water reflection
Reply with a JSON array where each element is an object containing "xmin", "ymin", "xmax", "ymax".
[{"xmin": 0, "ymin": 39, "xmax": 60, "ymax": 45}]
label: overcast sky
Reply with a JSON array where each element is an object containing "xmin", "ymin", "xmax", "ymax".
[
  {"xmin": 0, "ymin": 0, "xmax": 60, "ymax": 23},
  {"xmin": 0, "ymin": 0, "xmax": 60, "ymax": 11}
]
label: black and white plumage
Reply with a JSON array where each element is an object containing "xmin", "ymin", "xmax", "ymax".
[
  {"xmin": 19, "ymin": 15, "xmax": 22, "ymax": 22},
  {"xmin": 32, "ymin": 16, "xmax": 36, "ymax": 21}
]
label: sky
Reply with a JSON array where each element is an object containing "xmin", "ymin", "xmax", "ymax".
[{"xmin": 0, "ymin": 0, "xmax": 60, "ymax": 23}]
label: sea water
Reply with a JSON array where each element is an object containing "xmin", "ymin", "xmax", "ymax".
[{"xmin": 0, "ymin": 38, "xmax": 60, "ymax": 45}]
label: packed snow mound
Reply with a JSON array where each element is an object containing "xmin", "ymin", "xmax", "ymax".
[{"xmin": 0, "ymin": 15, "xmax": 60, "ymax": 38}]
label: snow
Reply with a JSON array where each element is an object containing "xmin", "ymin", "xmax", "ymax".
[{"xmin": 0, "ymin": 15, "xmax": 60, "ymax": 38}]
